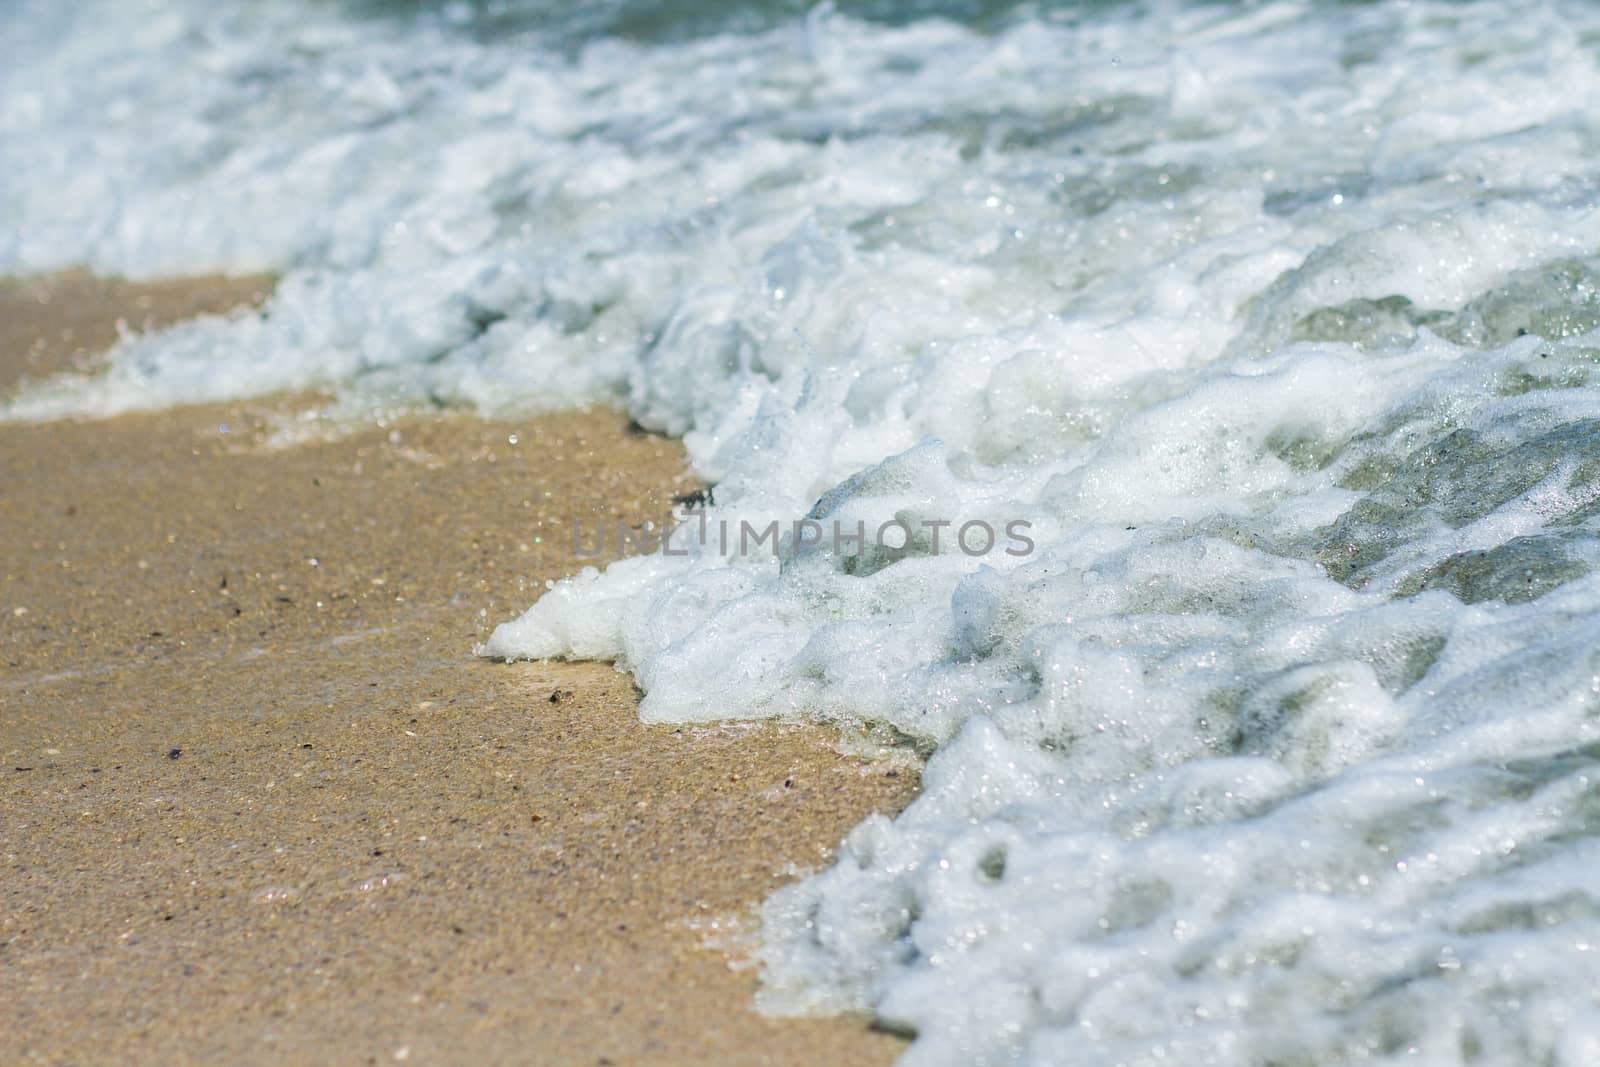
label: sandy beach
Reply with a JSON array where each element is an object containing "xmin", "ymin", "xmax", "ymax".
[
  {"xmin": 17, "ymin": 1, "xmax": 1600, "ymax": 1058},
  {"xmin": 1, "ymin": 275, "xmax": 917, "ymax": 1065}
]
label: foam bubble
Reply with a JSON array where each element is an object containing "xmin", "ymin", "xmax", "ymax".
[{"xmin": 12, "ymin": 0, "xmax": 1600, "ymax": 1060}]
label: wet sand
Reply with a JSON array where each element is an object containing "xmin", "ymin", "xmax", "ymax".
[
  {"xmin": 1, "ymin": 275, "xmax": 916, "ymax": 1065},
  {"xmin": 0, "ymin": 271, "xmax": 274, "ymax": 394}
]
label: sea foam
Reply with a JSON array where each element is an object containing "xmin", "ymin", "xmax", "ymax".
[{"xmin": 9, "ymin": 0, "xmax": 1600, "ymax": 1061}]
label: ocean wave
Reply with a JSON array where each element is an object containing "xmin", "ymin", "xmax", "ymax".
[{"xmin": 10, "ymin": 0, "xmax": 1600, "ymax": 1060}]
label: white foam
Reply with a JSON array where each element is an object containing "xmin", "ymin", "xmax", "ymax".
[{"xmin": 12, "ymin": 0, "xmax": 1600, "ymax": 1060}]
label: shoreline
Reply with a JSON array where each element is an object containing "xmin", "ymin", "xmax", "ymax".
[{"xmin": 1, "ymin": 274, "xmax": 917, "ymax": 1065}]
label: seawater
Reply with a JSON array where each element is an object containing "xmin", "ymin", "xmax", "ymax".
[{"xmin": 8, "ymin": 0, "xmax": 1600, "ymax": 1061}]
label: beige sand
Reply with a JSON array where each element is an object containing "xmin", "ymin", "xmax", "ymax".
[
  {"xmin": 0, "ymin": 271, "xmax": 275, "ymax": 394},
  {"xmin": 1, "ymin": 275, "xmax": 916, "ymax": 1064}
]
